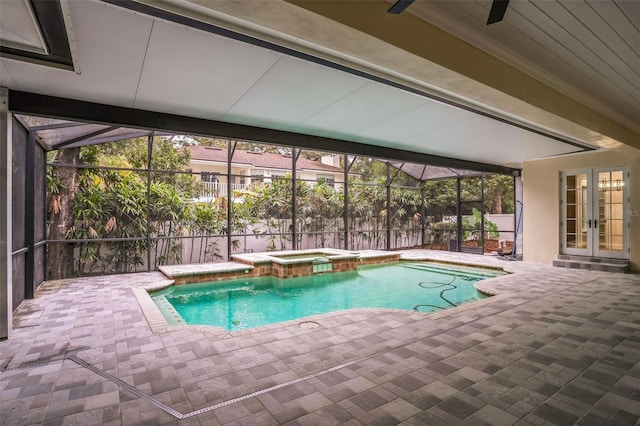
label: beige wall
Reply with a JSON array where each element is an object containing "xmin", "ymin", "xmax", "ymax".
[
  {"xmin": 190, "ymin": 162, "xmax": 344, "ymax": 185},
  {"xmin": 522, "ymin": 147, "xmax": 640, "ymax": 272},
  {"xmin": 190, "ymin": 163, "xmax": 245, "ymax": 184}
]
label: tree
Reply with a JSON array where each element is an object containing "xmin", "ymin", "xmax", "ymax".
[
  {"xmin": 47, "ymin": 147, "xmax": 81, "ymax": 279},
  {"xmin": 423, "ymin": 178, "xmax": 457, "ymax": 222},
  {"xmin": 484, "ymin": 175, "xmax": 514, "ymax": 214}
]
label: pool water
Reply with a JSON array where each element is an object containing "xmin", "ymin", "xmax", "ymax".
[{"xmin": 151, "ymin": 262, "xmax": 501, "ymax": 331}]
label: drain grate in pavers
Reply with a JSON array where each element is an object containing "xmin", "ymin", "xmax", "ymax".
[
  {"xmin": 66, "ymin": 352, "xmax": 373, "ymax": 420},
  {"xmin": 1, "ymin": 346, "xmax": 88, "ymax": 371},
  {"xmin": 67, "ymin": 354, "xmax": 184, "ymax": 418}
]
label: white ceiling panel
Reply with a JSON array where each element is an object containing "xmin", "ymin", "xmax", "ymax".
[
  {"xmin": 223, "ymin": 56, "xmax": 366, "ymax": 129},
  {"xmin": 357, "ymin": 101, "xmax": 475, "ymax": 143},
  {"xmin": 509, "ymin": 0, "xmax": 550, "ymax": 25},
  {"xmin": 534, "ymin": 1, "xmax": 640, "ymax": 93},
  {"xmin": 3, "ymin": 1, "xmax": 152, "ymax": 107},
  {"xmin": 571, "ymin": 4, "xmax": 640, "ymax": 73},
  {"xmin": 510, "ymin": 3, "xmax": 640, "ymax": 113},
  {"xmin": 616, "ymin": 0, "xmax": 640, "ymax": 28},
  {"xmin": 589, "ymin": 1, "xmax": 640, "ymax": 57},
  {"xmin": 298, "ymin": 82, "xmax": 427, "ymax": 136},
  {"xmin": 0, "ymin": 60, "xmax": 17, "ymax": 88},
  {"xmin": 404, "ymin": 119, "xmax": 578, "ymax": 164},
  {"xmin": 410, "ymin": 116, "xmax": 504, "ymax": 153},
  {"xmin": 133, "ymin": 19, "xmax": 281, "ymax": 119},
  {"xmin": 537, "ymin": 16, "xmax": 640, "ymax": 101}
]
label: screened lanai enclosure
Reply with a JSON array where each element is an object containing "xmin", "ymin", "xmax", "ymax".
[{"xmin": 10, "ymin": 111, "xmax": 520, "ymax": 304}]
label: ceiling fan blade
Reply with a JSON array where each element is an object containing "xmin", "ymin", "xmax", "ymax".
[
  {"xmin": 487, "ymin": 0, "xmax": 510, "ymax": 25},
  {"xmin": 388, "ymin": 0, "xmax": 415, "ymax": 14}
]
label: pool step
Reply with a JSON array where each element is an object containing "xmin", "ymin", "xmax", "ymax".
[
  {"xmin": 158, "ymin": 262, "xmax": 255, "ymax": 284},
  {"xmin": 553, "ymin": 255, "xmax": 628, "ymax": 273},
  {"xmin": 401, "ymin": 263, "xmax": 500, "ymax": 278}
]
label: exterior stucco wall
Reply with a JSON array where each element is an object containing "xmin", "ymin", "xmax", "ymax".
[
  {"xmin": 189, "ymin": 162, "xmax": 344, "ymax": 185},
  {"xmin": 189, "ymin": 163, "xmax": 245, "ymax": 180},
  {"xmin": 522, "ymin": 147, "xmax": 640, "ymax": 272}
]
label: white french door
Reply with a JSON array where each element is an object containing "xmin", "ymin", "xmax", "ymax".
[{"xmin": 561, "ymin": 167, "xmax": 629, "ymax": 259}]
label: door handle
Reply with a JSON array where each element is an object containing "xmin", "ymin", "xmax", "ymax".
[
  {"xmin": 588, "ymin": 219, "xmax": 592, "ymax": 228},
  {"xmin": 594, "ymin": 220, "xmax": 598, "ymax": 228}
]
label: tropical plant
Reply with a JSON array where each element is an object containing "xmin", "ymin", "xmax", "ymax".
[
  {"xmin": 296, "ymin": 179, "xmax": 344, "ymax": 248},
  {"xmin": 462, "ymin": 207, "xmax": 499, "ymax": 242},
  {"xmin": 47, "ymin": 136, "xmax": 516, "ymax": 279},
  {"xmin": 238, "ymin": 177, "xmax": 293, "ymax": 250},
  {"xmin": 47, "ymin": 137, "xmax": 202, "ymax": 276}
]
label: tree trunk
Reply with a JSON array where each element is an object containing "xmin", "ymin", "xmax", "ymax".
[
  {"xmin": 48, "ymin": 148, "xmax": 80, "ymax": 279},
  {"xmin": 493, "ymin": 194, "xmax": 503, "ymax": 215}
]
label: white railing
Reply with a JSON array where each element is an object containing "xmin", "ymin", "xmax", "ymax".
[{"xmin": 198, "ymin": 182, "xmax": 246, "ymax": 199}]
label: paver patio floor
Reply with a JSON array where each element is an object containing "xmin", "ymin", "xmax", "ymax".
[{"xmin": 1, "ymin": 250, "xmax": 639, "ymax": 425}]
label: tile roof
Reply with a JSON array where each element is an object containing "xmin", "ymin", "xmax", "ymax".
[{"xmin": 186, "ymin": 145, "xmax": 343, "ymax": 173}]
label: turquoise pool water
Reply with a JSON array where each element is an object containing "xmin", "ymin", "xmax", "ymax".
[{"xmin": 151, "ymin": 262, "xmax": 501, "ymax": 331}]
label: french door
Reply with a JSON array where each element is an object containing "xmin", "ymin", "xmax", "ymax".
[{"xmin": 561, "ymin": 167, "xmax": 629, "ymax": 259}]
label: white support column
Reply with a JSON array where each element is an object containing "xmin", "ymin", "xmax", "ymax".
[{"xmin": 0, "ymin": 87, "xmax": 12, "ymax": 339}]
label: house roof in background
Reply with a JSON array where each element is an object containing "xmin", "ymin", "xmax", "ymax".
[{"xmin": 187, "ymin": 145, "xmax": 343, "ymax": 173}]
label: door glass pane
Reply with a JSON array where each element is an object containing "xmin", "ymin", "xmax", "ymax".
[
  {"xmin": 610, "ymin": 234, "xmax": 623, "ymax": 251},
  {"xmin": 611, "ymin": 171, "xmax": 624, "ymax": 191},
  {"xmin": 597, "ymin": 171, "xmax": 624, "ymax": 253},
  {"xmin": 576, "ymin": 230, "xmax": 588, "ymax": 249},
  {"xmin": 598, "ymin": 221, "xmax": 606, "ymax": 249},
  {"xmin": 611, "ymin": 204, "xmax": 623, "ymax": 220},
  {"xmin": 565, "ymin": 174, "xmax": 588, "ymax": 250}
]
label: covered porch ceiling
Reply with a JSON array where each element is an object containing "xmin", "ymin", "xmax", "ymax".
[{"xmin": 2, "ymin": 0, "xmax": 637, "ymax": 172}]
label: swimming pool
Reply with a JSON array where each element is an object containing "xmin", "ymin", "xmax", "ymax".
[{"xmin": 151, "ymin": 262, "xmax": 502, "ymax": 331}]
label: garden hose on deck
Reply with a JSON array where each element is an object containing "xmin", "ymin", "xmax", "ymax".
[{"xmin": 413, "ymin": 274, "xmax": 476, "ymax": 312}]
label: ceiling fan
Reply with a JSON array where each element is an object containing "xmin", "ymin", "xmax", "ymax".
[{"xmin": 388, "ymin": 0, "xmax": 511, "ymax": 25}]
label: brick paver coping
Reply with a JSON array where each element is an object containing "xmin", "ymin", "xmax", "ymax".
[
  {"xmin": 159, "ymin": 249, "xmax": 403, "ymax": 282},
  {"xmin": 158, "ymin": 262, "xmax": 254, "ymax": 278}
]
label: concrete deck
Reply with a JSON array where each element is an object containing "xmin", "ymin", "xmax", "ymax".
[{"xmin": 1, "ymin": 250, "xmax": 639, "ymax": 425}]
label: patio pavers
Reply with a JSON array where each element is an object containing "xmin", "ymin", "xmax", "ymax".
[{"xmin": 1, "ymin": 250, "xmax": 639, "ymax": 425}]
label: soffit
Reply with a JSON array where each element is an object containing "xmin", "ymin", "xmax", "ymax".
[{"xmin": 2, "ymin": 0, "xmax": 591, "ymax": 170}]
